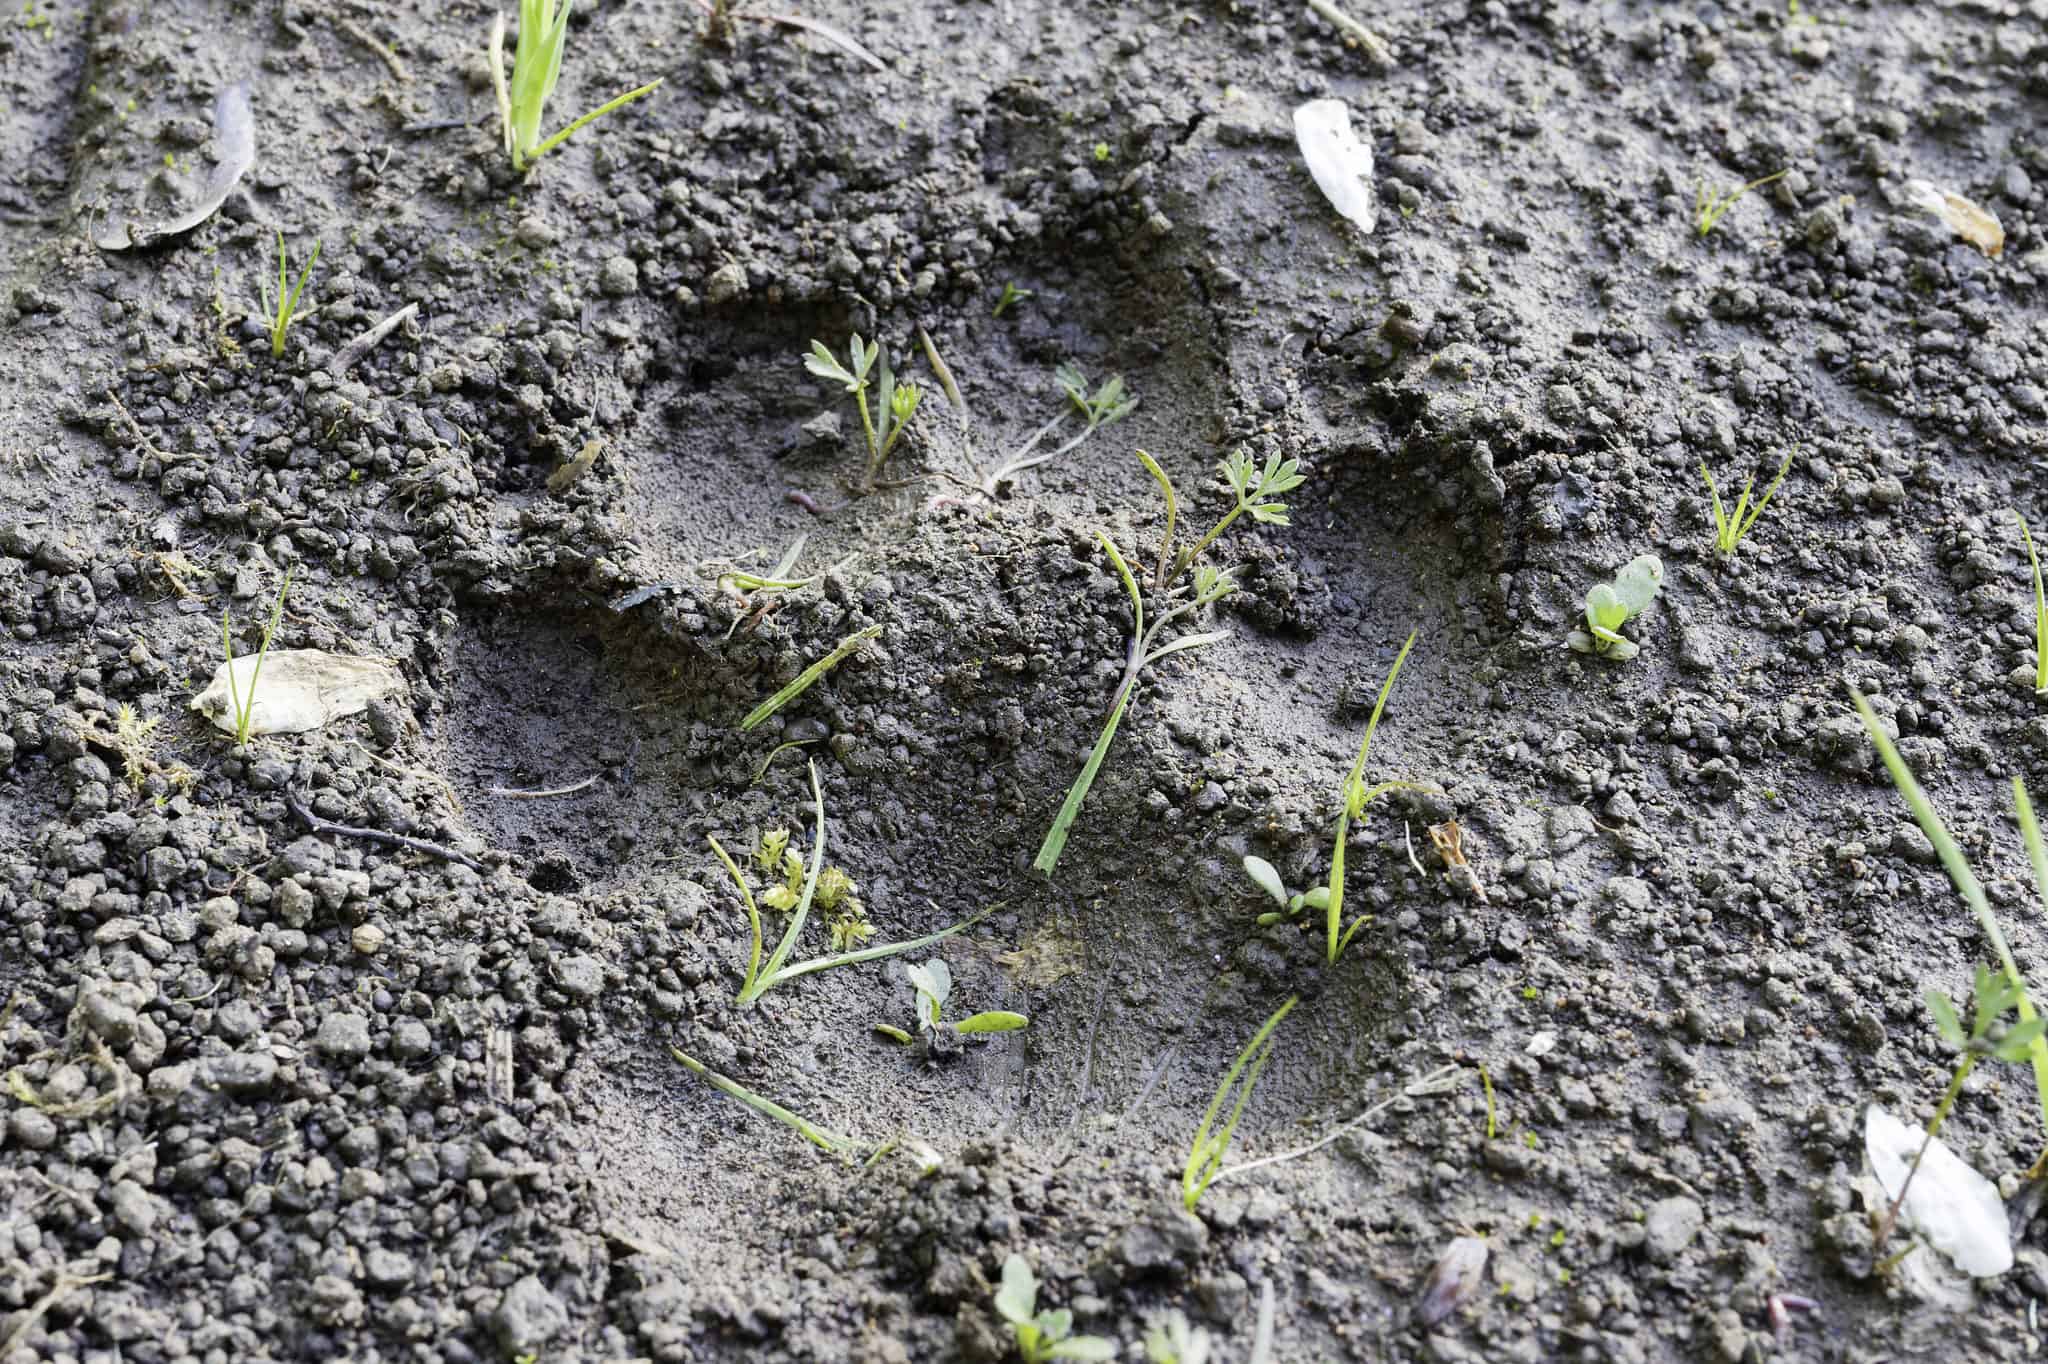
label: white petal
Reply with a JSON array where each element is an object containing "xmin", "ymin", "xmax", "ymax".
[
  {"xmin": 1864, "ymin": 1104, "xmax": 2012, "ymax": 1276},
  {"xmin": 1293, "ymin": 98, "xmax": 1378, "ymax": 235}
]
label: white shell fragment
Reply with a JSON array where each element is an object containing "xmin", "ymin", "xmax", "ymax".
[
  {"xmin": 189, "ymin": 650, "xmax": 404, "ymax": 736},
  {"xmin": 1293, "ymin": 98, "xmax": 1378, "ymax": 235},
  {"xmin": 1864, "ymin": 1104, "xmax": 2012, "ymax": 1277},
  {"xmin": 1415, "ymin": 1235, "xmax": 1488, "ymax": 1326},
  {"xmin": 1902, "ymin": 179, "xmax": 2004, "ymax": 258}
]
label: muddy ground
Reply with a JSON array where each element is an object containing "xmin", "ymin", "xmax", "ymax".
[{"xmin": 3, "ymin": 0, "xmax": 2048, "ymax": 1360}]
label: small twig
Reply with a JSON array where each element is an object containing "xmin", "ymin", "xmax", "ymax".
[
  {"xmin": 0, "ymin": 1274, "xmax": 113, "ymax": 1358},
  {"xmin": 287, "ymin": 795, "xmax": 484, "ymax": 871},
  {"xmin": 103, "ymin": 388, "xmax": 167, "ymax": 463},
  {"xmin": 327, "ymin": 301, "xmax": 419, "ymax": 374},
  {"xmin": 1305, "ymin": 0, "xmax": 1394, "ymax": 67},
  {"xmin": 486, "ymin": 775, "xmax": 598, "ymax": 799}
]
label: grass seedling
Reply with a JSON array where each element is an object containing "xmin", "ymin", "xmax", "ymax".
[
  {"xmin": 670, "ymin": 1047, "xmax": 858, "ymax": 1157},
  {"xmin": 1851, "ymin": 687, "xmax": 2048, "ymax": 1157},
  {"xmin": 993, "ymin": 1255, "xmax": 1116, "ymax": 1363},
  {"xmin": 1184, "ymin": 996, "xmax": 1297, "ymax": 1211},
  {"xmin": 1323, "ymin": 631, "xmax": 1420, "ymax": 962},
  {"xmin": 993, "ymin": 282, "xmax": 1033, "ymax": 317},
  {"xmin": 803, "ymin": 335, "xmax": 922, "ymax": 491},
  {"xmin": 1694, "ymin": 169, "xmax": 1786, "ymax": 237},
  {"xmin": 220, "ymin": 568, "xmax": 291, "ymax": 747},
  {"xmin": 741, "ymin": 624, "xmax": 881, "ymax": 731},
  {"xmin": 1566, "ymin": 554, "xmax": 1662, "ymax": 662},
  {"xmin": 1144, "ymin": 1311, "xmax": 1212, "ymax": 1364},
  {"xmin": 707, "ymin": 762, "xmax": 985, "ymax": 1006},
  {"xmin": 267, "ymin": 231, "xmax": 319, "ymax": 359},
  {"xmin": 1701, "ymin": 448, "xmax": 1793, "ymax": 554},
  {"xmin": 1034, "ymin": 450, "xmax": 1305, "ymax": 875},
  {"xmin": 1874, "ymin": 965, "xmax": 2047, "ymax": 1250},
  {"xmin": 2018, "ymin": 511, "xmax": 2048, "ymax": 695},
  {"xmin": 489, "ymin": 0, "xmax": 663, "ymax": 173},
  {"xmin": 976, "ymin": 363, "xmax": 1136, "ymax": 498}
]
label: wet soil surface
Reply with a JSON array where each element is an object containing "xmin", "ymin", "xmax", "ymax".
[{"xmin": 4, "ymin": 0, "xmax": 2048, "ymax": 1360}]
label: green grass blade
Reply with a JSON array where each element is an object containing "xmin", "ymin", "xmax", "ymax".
[
  {"xmin": 527, "ymin": 78, "xmax": 665, "ymax": 163},
  {"xmin": 1736, "ymin": 448, "xmax": 1794, "ymax": 540},
  {"xmin": 706, "ymin": 835, "xmax": 764, "ymax": 996},
  {"xmin": 1699, "ymin": 462, "xmax": 1730, "ymax": 550},
  {"xmin": 1136, "ymin": 450, "xmax": 1178, "ymax": 589},
  {"xmin": 671, "ymin": 1047, "xmax": 856, "ymax": 1156},
  {"xmin": 1183, "ymin": 996, "xmax": 1297, "ymax": 1210},
  {"xmin": 2019, "ymin": 511, "xmax": 2048, "ymax": 694},
  {"xmin": 1032, "ymin": 682, "xmax": 1132, "ymax": 876},
  {"xmin": 1098, "ymin": 531, "xmax": 1142, "ymax": 643},
  {"xmin": 2005, "ymin": 777, "xmax": 2048, "ymax": 1134},
  {"xmin": 742, "ymin": 624, "xmax": 882, "ymax": 731},
  {"xmin": 765, "ymin": 906, "xmax": 994, "ymax": 987}
]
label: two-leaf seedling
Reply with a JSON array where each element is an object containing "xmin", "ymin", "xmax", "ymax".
[
  {"xmin": 993, "ymin": 1255, "xmax": 1115, "ymax": 1362},
  {"xmin": 1567, "ymin": 555, "xmax": 1662, "ymax": 662},
  {"xmin": 977, "ymin": 363, "xmax": 1138, "ymax": 498},
  {"xmin": 803, "ymin": 334, "xmax": 922, "ymax": 492},
  {"xmin": 490, "ymin": 0, "xmax": 663, "ymax": 172},
  {"xmin": 874, "ymin": 959, "xmax": 1028, "ymax": 1048}
]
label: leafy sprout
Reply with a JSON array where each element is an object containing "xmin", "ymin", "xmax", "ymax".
[
  {"xmin": 490, "ymin": 0, "xmax": 663, "ymax": 173},
  {"xmin": 1566, "ymin": 555, "xmax": 1662, "ymax": 662},
  {"xmin": 1700, "ymin": 449, "xmax": 1793, "ymax": 554},
  {"xmin": 977, "ymin": 363, "xmax": 1137, "ymax": 498},
  {"xmin": 1184, "ymin": 996, "xmax": 1297, "ymax": 1211},
  {"xmin": 267, "ymin": 231, "xmax": 320, "ymax": 360},
  {"xmin": 1694, "ymin": 169, "xmax": 1786, "ymax": 237},
  {"xmin": 993, "ymin": 282, "xmax": 1034, "ymax": 317},
  {"xmin": 1035, "ymin": 450, "xmax": 1303, "ymax": 876},
  {"xmin": 706, "ymin": 761, "xmax": 986, "ymax": 1006},
  {"xmin": 993, "ymin": 1255, "xmax": 1116, "ymax": 1363},
  {"xmin": 804, "ymin": 335, "xmax": 922, "ymax": 491}
]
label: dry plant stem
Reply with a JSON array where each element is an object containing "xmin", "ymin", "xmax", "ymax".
[
  {"xmin": 0, "ymin": 1274, "xmax": 113, "ymax": 1358},
  {"xmin": 485, "ymin": 775, "xmax": 597, "ymax": 798},
  {"xmin": 979, "ymin": 411, "xmax": 1074, "ymax": 496},
  {"xmin": 1874, "ymin": 1054, "xmax": 1975, "ymax": 1250},
  {"xmin": 330, "ymin": 301, "xmax": 418, "ymax": 373},
  {"xmin": 287, "ymin": 796, "xmax": 484, "ymax": 872},
  {"xmin": 1304, "ymin": 0, "xmax": 1393, "ymax": 66}
]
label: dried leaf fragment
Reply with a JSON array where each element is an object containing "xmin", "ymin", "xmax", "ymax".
[
  {"xmin": 189, "ymin": 650, "xmax": 404, "ymax": 736},
  {"xmin": 1415, "ymin": 1235, "xmax": 1488, "ymax": 1326},
  {"xmin": 1903, "ymin": 179, "xmax": 2004, "ymax": 258}
]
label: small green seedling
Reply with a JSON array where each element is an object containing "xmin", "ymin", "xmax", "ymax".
[
  {"xmin": 1035, "ymin": 451, "xmax": 1303, "ymax": 876},
  {"xmin": 707, "ymin": 762, "xmax": 986, "ymax": 1005},
  {"xmin": 221, "ymin": 569, "xmax": 292, "ymax": 747},
  {"xmin": 1567, "ymin": 554, "xmax": 1662, "ymax": 661},
  {"xmin": 803, "ymin": 335, "xmax": 922, "ymax": 492},
  {"xmin": 1322, "ymin": 631, "xmax": 1423, "ymax": 962},
  {"xmin": 1241, "ymin": 855, "xmax": 1329, "ymax": 923},
  {"xmin": 1876, "ymin": 964, "xmax": 2048, "ymax": 1249},
  {"xmin": 993, "ymin": 282, "xmax": 1034, "ymax": 317},
  {"xmin": 2018, "ymin": 511, "xmax": 2048, "ymax": 695},
  {"xmin": 490, "ymin": 0, "xmax": 663, "ymax": 173},
  {"xmin": 878, "ymin": 959, "xmax": 1029, "ymax": 1046},
  {"xmin": 978, "ymin": 362, "xmax": 1137, "ymax": 498},
  {"xmin": 993, "ymin": 1255, "xmax": 1116, "ymax": 1363},
  {"xmin": 1851, "ymin": 687, "xmax": 2048, "ymax": 1160},
  {"xmin": 1701, "ymin": 449, "xmax": 1793, "ymax": 554},
  {"xmin": 1694, "ymin": 169, "xmax": 1786, "ymax": 237},
  {"xmin": 1184, "ymin": 996, "xmax": 1297, "ymax": 1211},
  {"xmin": 1143, "ymin": 1312, "xmax": 1211, "ymax": 1364},
  {"xmin": 267, "ymin": 232, "xmax": 320, "ymax": 359}
]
